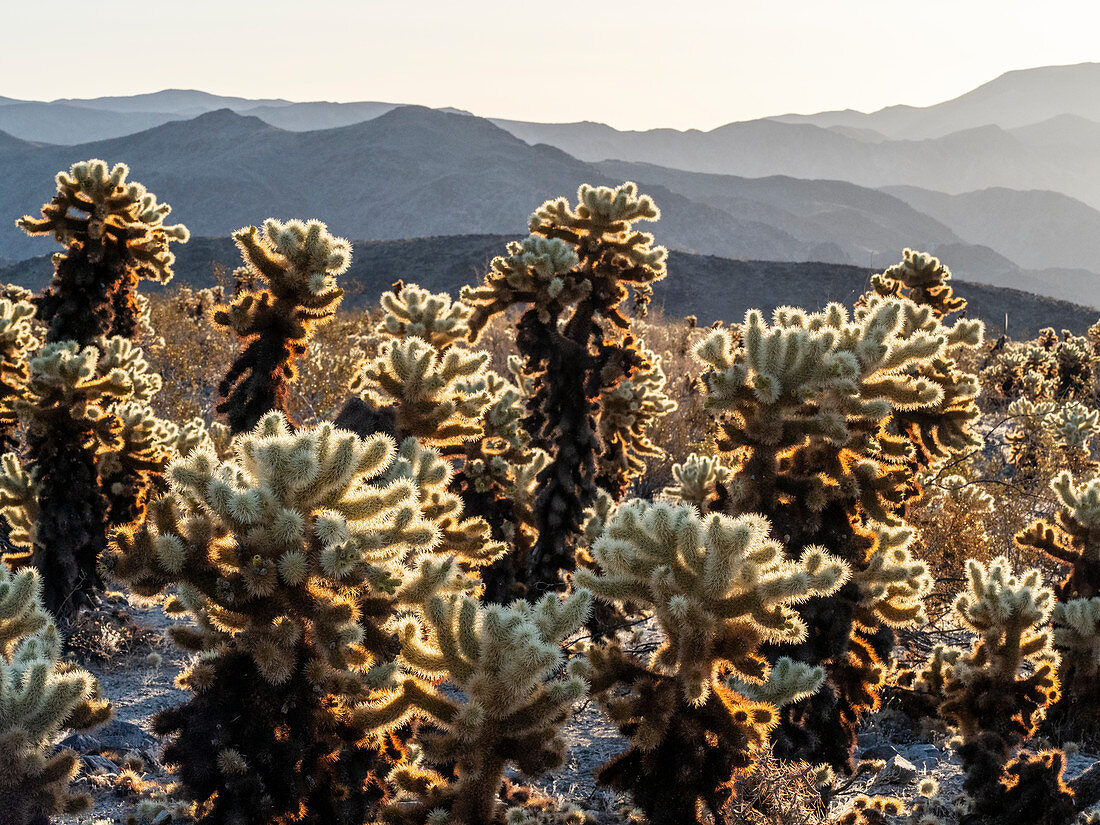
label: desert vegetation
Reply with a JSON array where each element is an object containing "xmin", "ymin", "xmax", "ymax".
[{"xmin": 6, "ymin": 161, "xmax": 1100, "ymax": 825}]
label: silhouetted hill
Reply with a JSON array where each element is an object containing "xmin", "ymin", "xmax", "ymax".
[{"xmin": 3, "ymin": 234, "xmax": 1093, "ymax": 337}]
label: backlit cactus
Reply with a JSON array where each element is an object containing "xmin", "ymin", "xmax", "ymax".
[
  {"xmin": 18, "ymin": 159, "xmax": 188, "ymax": 344},
  {"xmin": 0, "ymin": 341, "xmax": 143, "ymax": 616},
  {"xmin": 575, "ymin": 500, "xmax": 847, "ymax": 825},
  {"xmin": 0, "ymin": 560, "xmax": 112, "ymax": 824},
  {"xmin": 934, "ymin": 557, "xmax": 1073, "ymax": 823},
  {"xmin": 1016, "ymin": 471, "xmax": 1100, "ymax": 734},
  {"xmin": 462, "ymin": 182, "xmax": 670, "ymax": 593},
  {"xmin": 694, "ymin": 297, "xmax": 950, "ymax": 770},
  {"xmin": 0, "ymin": 299, "xmax": 39, "ymax": 452},
  {"xmin": 214, "ymin": 219, "xmax": 349, "ymax": 434},
  {"xmin": 364, "ymin": 590, "xmax": 591, "ymax": 825},
  {"xmin": 112, "ymin": 413, "xmax": 498, "ymax": 824},
  {"xmin": 352, "ymin": 337, "xmax": 492, "ymax": 453}
]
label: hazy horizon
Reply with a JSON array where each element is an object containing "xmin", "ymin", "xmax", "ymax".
[{"xmin": 4, "ymin": 0, "xmax": 1100, "ymax": 131}]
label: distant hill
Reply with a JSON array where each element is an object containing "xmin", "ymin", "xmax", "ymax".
[
  {"xmin": 2, "ymin": 234, "xmax": 1094, "ymax": 338},
  {"xmin": 771, "ymin": 63, "xmax": 1100, "ymax": 139},
  {"xmin": 883, "ymin": 185, "xmax": 1100, "ymax": 273}
]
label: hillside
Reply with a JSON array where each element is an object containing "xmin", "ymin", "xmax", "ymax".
[{"xmin": 3, "ymin": 234, "xmax": 1093, "ymax": 337}]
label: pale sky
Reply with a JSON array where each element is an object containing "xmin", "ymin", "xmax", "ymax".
[{"xmin": 3, "ymin": 0, "xmax": 1100, "ymax": 130}]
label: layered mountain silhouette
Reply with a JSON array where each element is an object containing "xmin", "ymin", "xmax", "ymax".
[{"xmin": 2, "ymin": 63, "xmax": 1100, "ymax": 308}]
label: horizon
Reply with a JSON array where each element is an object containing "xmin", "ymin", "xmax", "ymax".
[{"xmin": 4, "ymin": 0, "xmax": 1100, "ymax": 130}]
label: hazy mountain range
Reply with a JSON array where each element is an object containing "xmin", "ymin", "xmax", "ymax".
[{"xmin": 2, "ymin": 63, "xmax": 1099, "ymax": 308}]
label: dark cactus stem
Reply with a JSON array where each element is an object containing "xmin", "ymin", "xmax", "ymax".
[
  {"xmin": 156, "ymin": 650, "xmax": 395, "ymax": 825},
  {"xmin": 521, "ymin": 301, "xmax": 601, "ymax": 595},
  {"xmin": 26, "ymin": 422, "xmax": 108, "ymax": 619}
]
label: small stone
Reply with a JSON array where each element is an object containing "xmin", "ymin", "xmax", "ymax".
[{"xmin": 870, "ymin": 754, "xmax": 918, "ymax": 788}]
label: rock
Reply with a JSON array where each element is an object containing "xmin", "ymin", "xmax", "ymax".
[
  {"xmin": 869, "ymin": 755, "xmax": 918, "ymax": 788},
  {"xmin": 81, "ymin": 754, "xmax": 119, "ymax": 775},
  {"xmin": 906, "ymin": 744, "xmax": 943, "ymax": 770},
  {"xmin": 861, "ymin": 744, "xmax": 899, "ymax": 762},
  {"xmin": 857, "ymin": 731, "xmax": 884, "ymax": 750},
  {"xmin": 93, "ymin": 719, "xmax": 158, "ymax": 752},
  {"xmin": 58, "ymin": 733, "xmax": 100, "ymax": 754}
]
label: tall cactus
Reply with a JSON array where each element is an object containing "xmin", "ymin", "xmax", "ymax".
[
  {"xmin": 462, "ymin": 182, "xmax": 670, "ymax": 593},
  {"xmin": 693, "ymin": 298, "xmax": 941, "ymax": 771},
  {"xmin": 112, "ymin": 414, "xmax": 501, "ymax": 824},
  {"xmin": 0, "ymin": 560, "xmax": 112, "ymax": 824},
  {"xmin": 17, "ymin": 159, "xmax": 187, "ymax": 344},
  {"xmin": 575, "ymin": 501, "xmax": 848, "ymax": 825},
  {"xmin": 214, "ymin": 219, "xmax": 348, "ymax": 434}
]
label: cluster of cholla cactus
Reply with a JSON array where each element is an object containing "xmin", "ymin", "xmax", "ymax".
[
  {"xmin": 214, "ymin": 218, "xmax": 349, "ymax": 434},
  {"xmin": 982, "ymin": 326, "xmax": 1095, "ymax": 406},
  {"xmin": 350, "ymin": 283, "xmax": 548, "ymax": 601},
  {"xmin": 0, "ymin": 560, "xmax": 112, "ymax": 824},
  {"xmin": 1005, "ymin": 396, "xmax": 1099, "ymax": 474},
  {"xmin": 462, "ymin": 182, "xmax": 674, "ymax": 594},
  {"xmin": 0, "ymin": 162, "xmax": 190, "ymax": 620},
  {"xmin": 692, "ymin": 295, "xmax": 957, "ymax": 770},
  {"xmin": 111, "ymin": 413, "xmax": 512, "ymax": 823},
  {"xmin": 575, "ymin": 501, "xmax": 848, "ymax": 824},
  {"xmin": 18, "ymin": 159, "xmax": 189, "ymax": 343}
]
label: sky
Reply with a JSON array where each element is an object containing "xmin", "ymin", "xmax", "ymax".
[{"xmin": 3, "ymin": 0, "xmax": 1100, "ymax": 131}]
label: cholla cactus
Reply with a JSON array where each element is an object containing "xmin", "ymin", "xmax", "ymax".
[
  {"xmin": 0, "ymin": 561, "xmax": 112, "ymax": 824},
  {"xmin": 214, "ymin": 219, "xmax": 349, "ymax": 434},
  {"xmin": 361, "ymin": 591, "xmax": 590, "ymax": 824},
  {"xmin": 18, "ymin": 159, "xmax": 188, "ymax": 343},
  {"xmin": 383, "ymin": 437, "xmax": 505, "ymax": 569},
  {"xmin": 1016, "ymin": 472, "xmax": 1100, "ymax": 733},
  {"xmin": 1006, "ymin": 398, "xmax": 1099, "ymax": 472},
  {"xmin": 462, "ymin": 182, "xmax": 670, "ymax": 593},
  {"xmin": 935, "ymin": 557, "xmax": 1074, "ymax": 822},
  {"xmin": 662, "ymin": 452, "xmax": 733, "ymax": 512},
  {"xmin": 694, "ymin": 298, "xmax": 958, "ymax": 770},
  {"xmin": 352, "ymin": 337, "xmax": 492, "ymax": 453},
  {"xmin": 0, "ymin": 341, "xmax": 138, "ymax": 616},
  {"xmin": 595, "ymin": 345, "xmax": 677, "ymax": 494},
  {"xmin": 0, "ymin": 299, "xmax": 38, "ymax": 452},
  {"xmin": 375, "ymin": 282, "xmax": 473, "ymax": 350},
  {"xmin": 111, "ymin": 413, "xmax": 497, "ymax": 824},
  {"xmin": 865, "ymin": 248, "xmax": 965, "ymax": 321},
  {"xmin": 574, "ymin": 501, "xmax": 848, "ymax": 825}
]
